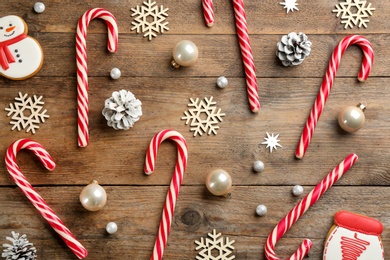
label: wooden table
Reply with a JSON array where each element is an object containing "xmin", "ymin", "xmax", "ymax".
[{"xmin": 1, "ymin": 1, "xmax": 389, "ymax": 259}]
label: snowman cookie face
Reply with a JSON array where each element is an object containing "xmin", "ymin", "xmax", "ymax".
[{"xmin": 0, "ymin": 15, "xmax": 44, "ymax": 80}]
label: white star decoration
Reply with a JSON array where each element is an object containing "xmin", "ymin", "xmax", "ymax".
[
  {"xmin": 280, "ymin": 0, "xmax": 299, "ymax": 13},
  {"xmin": 261, "ymin": 132, "xmax": 282, "ymax": 153}
]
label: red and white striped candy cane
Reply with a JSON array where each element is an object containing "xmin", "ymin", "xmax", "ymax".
[
  {"xmin": 5, "ymin": 139, "xmax": 88, "ymax": 259},
  {"xmin": 202, "ymin": 0, "xmax": 215, "ymax": 27},
  {"xmin": 233, "ymin": 0, "xmax": 260, "ymax": 113},
  {"xmin": 144, "ymin": 130, "xmax": 188, "ymax": 260},
  {"xmin": 264, "ymin": 153, "xmax": 358, "ymax": 260},
  {"xmin": 76, "ymin": 8, "xmax": 118, "ymax": 147},
  {"xmin": 296, "ymin": 35, "xmax": 374, "ymax": 159},
  {"xmin": 202, "ymin": 0, "xmax": 260, "ymax": 112}
]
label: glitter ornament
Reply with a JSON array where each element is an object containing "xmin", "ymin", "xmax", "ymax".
[
  {"xmin": 253, "ymin": 160, "xmax": 265, "ymax": 173},
  {"xmin": 106, "ymin": 222, "xmax": 118, "ymax": 234},
  {"xmin": 216, "ymin": 76, "xmax": 228, "ymax": 88},
  {"xmin": 292, "ymin": 185, "xmax": 304, "ymax": 196},
  {"xmin": 33, "ymin": 2, "xmax": 45, "ymax": 13},
  {"xmin": 256, "ymin": 204, "xmax": 267, "ymax": 216},
  {"xmin": 110, "ymin": 68, "xmax": 121, "ymax": 79}
]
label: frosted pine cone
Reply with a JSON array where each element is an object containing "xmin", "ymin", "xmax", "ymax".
[
  {"xmin": 276, "ymin": 32, "xmax": 312, "ymax": 66},
  {"xmin": 102, "ymin": 90, "xmax": 142, "ymax": 130},
  {"xmin": 2, "ymin": 231, "xmax": 37, "ymax": 260}
]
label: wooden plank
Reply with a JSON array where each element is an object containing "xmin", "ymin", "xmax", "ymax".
[
  {"xmin": 0, "ymin": 77, "xmax": 389, "ymax": 186},
  {"xmin": 1, "ymin": 1, "xmax": 386, "ymax": 35},
  {"xmin": 0, "ymin": 186, "xmax": 388, "ymax": 259}
]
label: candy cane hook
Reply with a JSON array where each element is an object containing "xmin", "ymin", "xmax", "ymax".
[
  {"xmin": 202, "ymin": 0, "xmax": 260, "ymax": 113},
  {"xmin": 144, "ymin": 129, "xmax": 188, "ymax": 260},
  {"xmin": 5, "ymin": 139, "xmax": 88, "ymax": 259},
  {"xmin": 296, "ymin": 35, "xmax": 374, "ymax": 159},
  {"xmin": 264, "ymin": 153, "xmax": 358, "ymax": 260},
  {"xmin": 76, "ymin": 8, "xmax": 119, "ymax": 147}
]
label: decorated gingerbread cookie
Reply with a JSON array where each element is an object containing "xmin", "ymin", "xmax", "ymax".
[
  {"xmin": 0, "ymin": 15, "xmax": 43, "ymax": 80},
  {"xmin": 323, "ymin": 211, "xmax": 384, "ymax": 260}
]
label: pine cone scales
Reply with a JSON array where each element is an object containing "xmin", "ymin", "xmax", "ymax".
[
  {"xmin": 2, "ymin": 231, "xmax": 36, "ymax": 260},
  {"xmin": 276, "ymin": 32, "xmax": 312, "ymax": 66},
  {"xmin": 102, "ymin": 90, "xmax": 142, "ymax": 130}
]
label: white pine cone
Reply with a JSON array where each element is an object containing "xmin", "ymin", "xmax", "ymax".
[
  {"xmin": 2, "ymin": 231, "xmax": 36, "ymax": 260},
  {"xmin": 102, "ymin": 90, "xmax": 142, "ymax": 130},
  {"xmin": 276, "ymin": 32, "xmax": 312, "ymax": 66}
]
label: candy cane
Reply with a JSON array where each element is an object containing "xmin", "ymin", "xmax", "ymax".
[
  {"xmin": 295, "ymin": 35, "xmax": 374, "ymax": 159},
  {"xmin": 5, "ymin": 139, "xmax": 88, "ymax": 259},
  {"xmin": 264, "ymin": 153, "xmax": 358, "ymax": 260},
  {"xmin": 76, "ymin": 8, "xmax": 119, "ymax": 147},
  {"xmin": 233, "ymin": 0, "xmax": 260, "ymax": 113},
  {"xmin": 202, "ymin": 0, "xmax": 214, "ymax": 27},
  {"xmin": 202, "ymin": 0, "xmax": 260, "ymax": 112},
  {"xmin": 144, "ymin": 129, "xmax": 188, "ymax": 260}
]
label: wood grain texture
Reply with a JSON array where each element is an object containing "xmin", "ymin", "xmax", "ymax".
[{"xmin": 0, "ymin": 0, "xmax": 389, "ymax": 259}]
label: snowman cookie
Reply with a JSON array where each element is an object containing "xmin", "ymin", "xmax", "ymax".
[
  {"xmin": 0, "ymin": 15, "xmax": 43, "ymax": 80},
  {"xmin": 323, "ymin": 211, "xmax": 384, "ymax": 260}
]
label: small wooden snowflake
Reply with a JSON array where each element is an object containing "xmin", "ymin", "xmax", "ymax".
[
  {"xmin": 195, "ymin": 229, "xmax": 235, "ymax": 260},
  {"xmin": 5, "ymin": 92, "xmax": 49, "ymax": 134},
  {"xmin": 181, "ymin": 97, "xmax": 225, "ymax": 137},
  {"xmin": 131, "ymin": 0, "xmax": 169, "ymax": 40}
]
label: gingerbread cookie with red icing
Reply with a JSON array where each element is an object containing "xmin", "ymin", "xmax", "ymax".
[
  {"xmin": 0, "ymin": 15, "xmax": 43, "ymax": 80},
  {"xmin": 323, "ymin": 211, "xmax": 384, "ymax": 260}
]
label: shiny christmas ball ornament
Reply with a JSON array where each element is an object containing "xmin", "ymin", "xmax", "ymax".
[
  {"xmin": 206, "ymin": 169, "xmax": 232, "ymax": 197},
  {"xmin": 217, "ymin": 76, "xmax": 229, "ymax": 88},
  {"xmin": 34, "ymin": 2, "xmax": 45, "ymax": 13},
  {"xmin": 80, "ymin": 180, "xmax": 107, "ymax": 211},
  {"xmin": 253, "ymin": 160, "xmax": 265, "ymax": 173},
  {"xmin": 292, "ymin": 185, "xmax": 304, "ymax": 196},
  {"xmin": 110, "ymin": 68, "xmax": 121, "ymax": 79},
  {"xmin": 106, "ymin": 222, "xmax": 118, "ymax": 234},
  {"xmin": 256, "ymin": 204, "xmax": 267, "ymax": 216},
  {"xmin": 171, "ymin": 40, "xmax": 198, "ymax": 68},
  {"xmin": 338, "ymin": 103, "xmax": 366, "ymax": 133}
]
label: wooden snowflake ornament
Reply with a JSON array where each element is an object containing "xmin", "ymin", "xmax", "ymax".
[
  {"xmin": 131, "ymin": 0, "xmax": 169, "ymax": 40},
  {"xmin": 181, "ymin": 97, "xmax": 225, "ymax": 137},
  {"xmin": 195, "ymin": 229, "xmax": 235, "ymax": 260},
  {"xmin": 5, "ymin": 92, "xmax": 49, "ymax": 134},
  {"xmin": 333, "ymin": 0, "xmax": 375, "ymax": 29}
]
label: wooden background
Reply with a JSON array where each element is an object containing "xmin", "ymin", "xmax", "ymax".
[{"xmin": 1, "ymin": 0, "xmax": 389, "ymax": 259}]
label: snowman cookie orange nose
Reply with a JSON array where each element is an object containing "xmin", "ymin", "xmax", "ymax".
[
  {"xmin": 6, "ymin": 26, "xmax": 15, "ymax": 32},
  {"xmin": 0, "ymin": 15, "xmax": 43, "ymax": 80}
]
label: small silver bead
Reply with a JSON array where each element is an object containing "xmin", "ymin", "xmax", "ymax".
[
  {"xmin": 292, "ymin": 185, "xmax": 304, "ymax": 196},
  {"xmin": 216, "ymin": 76, "xmax": 228, "ymax": 88},
  {"xmin": 34, "ymin": 2, "xmax": 45, "ymax": 13},
  {"xmin": 110, "ymin": 68, "xmax": 121, "ymax": 79},
  {"xmin": 253, "ymin": 160, "xmax": 265, "ymax": 173},
  {"xmin": 256, "ymin": 204, "xmax": 267, "ymax": 216},
  {"xmin": 106, "ymin": 222, "xmax": 118, "ymax": 234}
]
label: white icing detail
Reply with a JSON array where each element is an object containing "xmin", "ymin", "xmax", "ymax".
[
  {"xmin": 323, "ymin": 226, "xmax": 384, "ymax": 259},
  {"xmin": 0, "ymin": 16, "xmax": 43, "ymax": 79},
  {"xmin": 0, "ymin": 16, "xmax": 25, "ymax": 42}
]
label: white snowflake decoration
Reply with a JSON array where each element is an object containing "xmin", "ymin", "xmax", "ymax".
[
  {"xmin": 333, "ymin": 0, "xmax": 375, "ymax": 29},
  {"xmin": 195, "ymin": 229, "xmax": 235, "ymax": 260},
  {"xmin": 131, "ymin": 0, "xmax": 169, "ymax": 40},
  {"xmin": 181, "ymin": 97, "xmax": 225, "ymax": 137},
  {"xmin": 280, "ymin": 0, "xmax": 299, "ymax": 13},
  {"xmin": 261, "ymin": 132, "xmax": 282, "ymax": 153},
  {"xmin": 5, "ymin": 92, "xmax": 49, "ymax": 134}
]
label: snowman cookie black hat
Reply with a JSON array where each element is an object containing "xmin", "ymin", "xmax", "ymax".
[
  {"xmin": 0, "ymin": 15, "xmax": 44, "ymax": 80},
  {"xmin": 323, "ymin": 210, "xmax": 384, "ymax": 260}
]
